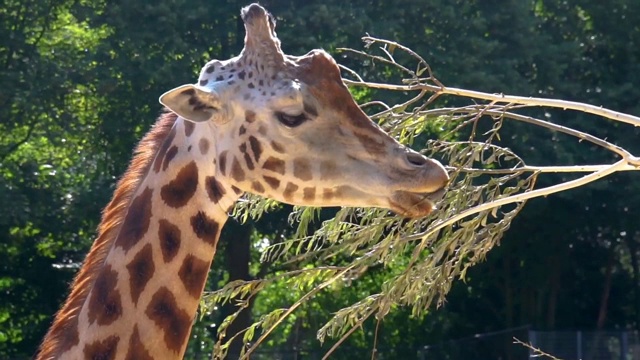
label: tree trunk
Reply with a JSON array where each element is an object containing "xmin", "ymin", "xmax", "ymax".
[
  {"xmin": 596, "ymin": 249, "xmax": 615, "ymax": 329},
  {"xmin": 221, "ymin": 220, "xmax": 254, "ymax": 357}
]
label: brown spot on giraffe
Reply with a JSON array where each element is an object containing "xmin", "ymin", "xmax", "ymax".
[
  {"xmin": 230, "ymin": 157, "xmax": 245, "ymax": 182},
  {"xmin": 198, "ymin": 138, "xmax": 210, "ymax": 155},
  {"xmin": 160, "ymin": 161, "xmax": 198, "ymax": 208},
  {"xmin": 87, "ymin": 265, "xmax": 122, "ymax": 326},
  {"xmin": 145, "ymin": 287, "xmax": 191, "ymax": 354},
  {"xmin": 245, "ymin": 153, "xmax": 255, "ymax": 170},
  {"xmin": 245, "ymin": 110, "xmax": 256, "ymax": 123},
  {"xmin": 262, "ymin": 156, "xmax": 285, "ymax": 175},
  {"xmin": 239, "ymin": 125, "xmax": 247, "ymax": 136},
  {"xmin": 190, "ymin": 211, "xmax": 220, "ymax": 246},
  {"xmin": 158, "ymin": 219, "xmax": 181, "ymax": 263},
  {"xmin": 183, "ymin": 121, "xmax": 195, "ymax": 137},
  {"xmin": 252, "ymin": 181, "xmax": 265, "ymax": 193},
  {"xmin": 199, "ymin": 79, "xmax": 208, "ymax": 86},
  {"xmin": 153, "ymin": 127, "xmax": 177, "ymax": 173},
  {"xmin": 283, "ymin": 182, "xmax": 299, "ymax": 202},
  {"xmin": 116, "ymin": 187, "xmax": 153, "ymax": 252},
  {"xmin": 323, "ymin": 188, "xmax": 334, "ymax": 200},
  {"xmin": 125, "ymin": 326, "xmax": 153, "ymax": 360},
  {"xmin": 162, "ymin": 145, "xmax": 179, "ymax": 171},
  {"xmin": 248, "ymin": 136, "xmax": 262, "ymax": 161},
  {"xmin": 218, "ymin": 150, "xmax": 228, "ymax": 175},
  {"xmin": 83, "ymin": 335, "xmax": 119, "ymax": 360},
  {"xmin": 126, "ymin": 243, "xmax": 155, "ymax": 305},
  {"xmin": 270, "ymin": 140, "xmax": 285, "ymax": 154},
  {"xmin": 293, "ymin": 158, "xmax": 313, "ymax": 181},
  {"xmin": 303, "ymin": 187, "xmax": 315, "ymax": 202},
  {"xmin": 178, "ymin": 254, "xmax": 210, "ymax": 299},
  {"xmin": 205, "ymin": 176, "xmax": 226, "ymax": 204},
  {"xmin": 263, "ymin": 175, "xmax": 280, "ymax": 190},
  {"xmin": 239, "ymin": 142, "xmax": 255, "ymax": 170}
]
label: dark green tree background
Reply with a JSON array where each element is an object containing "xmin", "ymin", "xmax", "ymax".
[{"xmin": 1, "ymin": 0, "xmax": 638, "ymax": 358}]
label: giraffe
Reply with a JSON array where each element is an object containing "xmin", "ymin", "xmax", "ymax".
[{"xmin": 36, "ymin": 4, "xmax": 449, "ymax": 359}]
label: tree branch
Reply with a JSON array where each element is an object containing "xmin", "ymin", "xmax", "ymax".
[
  {"xmin": 343, "ymin": 79, "xmax": 640, "ymax": 128},
  {"xmin": 404, "ymin": 160, "xmax": 627, "ymax": 244},
  {"xmin": 0, "ymin": 120, "xmax": 37, "ymax": 162}
]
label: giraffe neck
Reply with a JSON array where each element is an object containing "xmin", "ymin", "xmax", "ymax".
[{"xmin": 37, "ymin": 114, "xmax": 242, "ymax": 359}]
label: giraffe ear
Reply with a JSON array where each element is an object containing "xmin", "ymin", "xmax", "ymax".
[{"xmin": 159, "ymin": 84, "xmax": 221, "ymax": 123}]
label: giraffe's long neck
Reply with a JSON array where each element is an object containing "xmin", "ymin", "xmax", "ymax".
[{"xmin": 37, "ymin": 114, "xmax": 241, "ymax": 359}]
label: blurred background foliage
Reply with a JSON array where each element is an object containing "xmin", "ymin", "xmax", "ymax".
[{"xmin": 1, "ymin": 0, "xmax": 639, "ymax": 358}]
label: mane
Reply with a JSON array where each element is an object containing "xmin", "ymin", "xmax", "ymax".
[{"xmin": 36, "ymin": 111, "xmax": 178, "ymax": 359}]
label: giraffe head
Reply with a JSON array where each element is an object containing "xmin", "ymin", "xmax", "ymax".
[{"xmin": 160, "ymin": 3, "xmax": 448, "ymax": 218}]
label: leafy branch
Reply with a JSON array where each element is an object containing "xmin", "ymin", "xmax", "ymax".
[{"xmin": 205, "ymin": 37, "xmax": 640, "ymax": 359}]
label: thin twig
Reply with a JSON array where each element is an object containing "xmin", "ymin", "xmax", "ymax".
[
  {"xmin": 338, "ymin": 64, "xmax": 365, "ymax": 83},
  {"xmin": 338, "ymin": 48, "xmax": 414, "ymax": 76},
  {"xmin": 513, "ymin": 337, "xmax": 563, "ymax": 360},
  {"xmin": 372, "ymin": 89, "xmax": 427, "ymax": 118},
  {"xmin": 371, "ymin": 317, "xmax": 382, "ymax": 360},
  {"xmin": 453, "ymin": 164, "xmax": 638, "ymax": 174},
  {"xmin": 359, "ymin": 101, "xmax": 391, "ymax": 111},
  {"xmin": 322, "ymin": 307, "xmax": 376, "ymax": 360},
  {"xmin": 361, "ymin": 36, "xmax": 442, "ymax": 86}
]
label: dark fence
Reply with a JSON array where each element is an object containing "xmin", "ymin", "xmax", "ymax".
[
  {"xmin": 238, "ymin": 329, "xmax": 640, "ymax": 360},
  {"xmin": 530, "ymin": 330, "xmax": 640, "ymax": 360}
]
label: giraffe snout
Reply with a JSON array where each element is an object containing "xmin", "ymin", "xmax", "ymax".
[
  {"xmin": 402, "ymin": 149, "xmax": 449, "ymax": 191},
  {"xmin": 424, "ymin": 158, "xmax": 449, "ymax": 191}
]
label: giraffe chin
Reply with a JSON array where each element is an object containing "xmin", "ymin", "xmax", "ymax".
[{"xmin": 388, "ymin": 188, "xmax": 446, "ymax": 218}]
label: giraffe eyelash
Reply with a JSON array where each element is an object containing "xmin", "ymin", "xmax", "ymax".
[{"xmin": 275, "ymin": 111, "xmax": 308, "ymax": 127}]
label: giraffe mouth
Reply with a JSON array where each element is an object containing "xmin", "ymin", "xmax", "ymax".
[{"xmin": 389, "ymin": 188, "xmax": 447, "ymax": 218}]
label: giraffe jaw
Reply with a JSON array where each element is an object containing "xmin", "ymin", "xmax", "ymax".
[{"xmin": 388, "ymin": 188, "xmax": 447, "ymax": 218}]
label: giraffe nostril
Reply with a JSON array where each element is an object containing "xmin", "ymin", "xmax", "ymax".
[{"xmin": 405, "ymin": 151, "xmax": 428, "ymax": 167}]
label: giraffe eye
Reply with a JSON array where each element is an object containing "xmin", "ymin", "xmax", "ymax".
[{"xmin": 275, "ymin": 112, "xmax": 308, "ymax": 127}]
